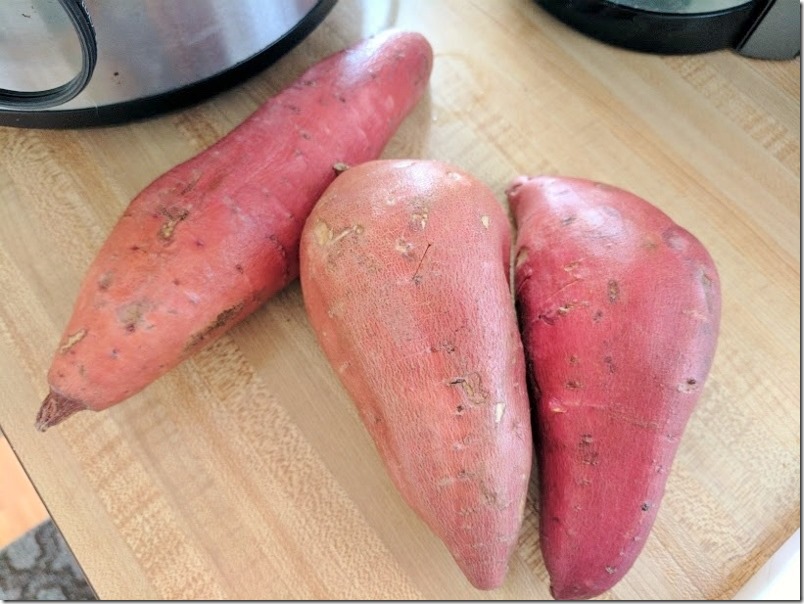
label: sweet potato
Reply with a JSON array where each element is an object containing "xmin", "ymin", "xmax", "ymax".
[
  {"xmin": 300, "ymin": 159, "xmax": 533, "ymax": 589},
  {"xmin": 36, "ymin": 30, "xmax": 433, "ymax": 431},
  {"xmin": 508, "ymin": 175, "xmax": 721, "ymax": 600}
]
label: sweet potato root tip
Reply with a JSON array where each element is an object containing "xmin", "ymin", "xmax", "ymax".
[{"xmin": 36, "ymin": 390, "xmax": 86, "ymax": 432}]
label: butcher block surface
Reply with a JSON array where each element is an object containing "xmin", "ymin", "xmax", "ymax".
[{"xmin": 0, "ymin": 0, "xmax": 799, "ymax": 599}]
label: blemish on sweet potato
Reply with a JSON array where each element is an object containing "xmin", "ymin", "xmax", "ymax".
[
  {"xmin": 566, "ymin": 380, "xmax": 582, "ymax": 390},
  {"xmin": 494, "ymin": 402, "xmax": 506, "ymax": 424},
  {"xmin": 557, "ymin": 303, "xmax": 573, "ymax": 316},
  {"xmin": 607, "ymin": 279, "xmax": 620, "ymax": 303},
  {"xmin": 97, "ymin": 271, "xmax": 113, "ymax": 291},
  {"xmin": 515, "ymin": 249, "xmax": 529, "ymax": 269},
  {"xmin": 677, "ymin": 378, "xmax": 698, "ymax": 393},
  {"xmin": 185, "ymin": 301, "xmax": 244, "ymax": 351},
  {"xmin": 314, "ymin": 220, "xmax": 364, "ymax": 246},
  {"xmin": 538, "ymin": 312, "xmax": 557, "ymax": 326},
  {"xmin": 174, "ymin": 172, "xmax": 201, "ymax": 195},
  {"xmin": 481, "ymin": 215, "xmax": 490, "ymax": 229},
  {"xmin": 578, "ymin": 435, "xmax": 599, "ymax": 465},
  {"xmin": 158, "ymin": 206, "xmax": 189, "ymax": 241},
  {"xmin": 449, "ymin": 371, "xmax": 489, "ymax": 404},
  {"xmin": 117, "ymin": 301, "xmax": 148, "ymax": 333},
  {"xmin": 548, "ymin": 399, "xmax": 567, "ymax": 414},
  {"xmin": 457, "ymin": 469, "xmax": 475, "ymax": 481},
  {"xmin": 59, "ymin": 329, "xmax": 87, "ymax": 354},
  {"xmin": 412, "ymin": 242, "xmax": 431, "ymax": 284},
  {"xmin": 395, "ymin": 238, "xmax": 415, "ymax": 258},
  {"xmin": 701, "ymin": 271, "xmax": 717, "ymax": 314},
  {"xmin": 411, "ymin": 210, "xmax": 429, "ymax": 230}
]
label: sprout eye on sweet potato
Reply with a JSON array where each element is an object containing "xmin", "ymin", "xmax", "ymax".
[
  {"xmin": 37, "ymin": 30, "xmax": 433, "ymax": 431},
  {"xmin": 508, "ymin": 175, "xmax": 721, "ymax": 601},
  {"xmin": 300, "ymin": 159, "xmax": 533, "ymax": 590}
]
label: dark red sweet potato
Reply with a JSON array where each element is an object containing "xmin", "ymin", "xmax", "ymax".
[{"xmin": 508, "ymin": 175, "xmax": 721, "ymax": 600}]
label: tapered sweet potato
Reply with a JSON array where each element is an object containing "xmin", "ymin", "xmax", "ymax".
[
  {"xmin": 300, "ymin": 159, "xmax": 533, "ymax": 589},
  {"xmin": 37, "ymin": 30, "xmax": 433, "ymax": 430},
  {"xmin": 508, "ymin": 175, "xmax": 721, "ymax": 600}
]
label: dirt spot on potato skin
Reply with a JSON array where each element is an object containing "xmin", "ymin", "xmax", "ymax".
[
  {"xmin": 118, "ymin": 301, "xmax": 149, "ymax": 333},
  {"xmin": 607, "ymin": 279, "xmax": 620, "ymax": 303},
  {"xmin": 448, "ymin": 371, "xmax": 489, "ymax": 405},
  {"xmin": 185, "ymin": 301, "xmax": 245, "ymax": 352},
  {"xmin": 98, "ymin": 271, "xmax": 114, "ymax": 291},
  {"xmin": 578, "ymin": 433, "xmax": 599, "ymax": 465},
  {"xmin": 158, "ymin": 206, "xmax": 190, "ymax": 241}
]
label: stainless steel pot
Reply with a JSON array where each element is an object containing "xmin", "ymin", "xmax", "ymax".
[{"xmin": 0, "ymin": 0, "xmax": 337, "ymax": 128}]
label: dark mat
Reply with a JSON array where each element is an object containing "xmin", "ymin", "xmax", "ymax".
[{"xmin": 0, "ymin": 520, "xmax": 95, "ymax": 600}]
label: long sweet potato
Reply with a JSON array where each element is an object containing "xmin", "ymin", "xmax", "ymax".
[
  {"xmin": 300, "ymin": 159, "xmax": 533, "ymax": 589},
  {"xmin": 37, "ymin": 30, "xmax": 433, "ymax": 431},
  {"xmin": 508, "ymin": 175, "xmax": 721, "ymax": 600}
]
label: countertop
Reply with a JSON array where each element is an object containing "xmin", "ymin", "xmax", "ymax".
[{"xmin": 0, "ymin": 0, "xmax": 799, "ymax": 599}]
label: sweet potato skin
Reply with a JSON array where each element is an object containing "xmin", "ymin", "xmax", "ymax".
[
  {"xmin": 38, "ymin": 30, "xmax": 433, "ymax": 430},
  {"xmin": 300, "ymin": 160, "xmax": 533, "ymax": 590},
  {"xmin": 508, "ymin": 176, "xmax": 721, "ymax": 600}
]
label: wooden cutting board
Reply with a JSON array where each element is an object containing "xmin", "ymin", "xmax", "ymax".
[{"xmin": 0, "ymin": 0, "xmax": 799, "ymax": 599}]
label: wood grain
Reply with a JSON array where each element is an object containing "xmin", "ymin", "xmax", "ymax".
[{"xmin": 0, "ymin": 0, "xmax": 799, "ymax": 599}]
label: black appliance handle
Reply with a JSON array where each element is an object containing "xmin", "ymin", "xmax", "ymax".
[{"xmin": 0, "ymin": 0, "xmax": 97, "ymax": 110}]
